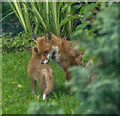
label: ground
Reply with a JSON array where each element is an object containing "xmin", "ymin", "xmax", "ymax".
[{"xmin": 2, "ymin": 50, "xmax": 79, "ymax": 114}]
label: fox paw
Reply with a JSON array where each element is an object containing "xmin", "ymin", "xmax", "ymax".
[{"xmin": 43, "ymin": 94, "xmax": 46, "ymax": 101}]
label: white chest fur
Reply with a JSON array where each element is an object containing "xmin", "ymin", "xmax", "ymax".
[
  {"xmin": 43, "ymin": 46, "xmax": 60, "ymax": 64},
  {"xmin": 51, "ymin": 46, "xmax": 60, "ymax": 63}
]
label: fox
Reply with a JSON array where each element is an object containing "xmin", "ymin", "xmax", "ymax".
[
  {"xmin": 32, "ymin": 32, "xmax": 84, "ymax": 94},
  {"xmin": 27, "ymin": 46, "xmax": 54, "ymax": 100}
]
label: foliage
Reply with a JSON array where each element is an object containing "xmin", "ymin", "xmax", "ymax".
[
  {"xmin": 27, "ymin": 102, "xmax": 64, "ymax": 114},
  {"xmin": 2, "ymin": 2, "xmax": 101, "ymax": 53},
  {"xmin": 2, "ymin": 2, "xmax": 119, "ymax": 115},
  {"xmin": 69, "ymin": 3, "xmax": 119, "ymax": 114},
  {"xmin": 9, "ymin": 2, "xmax": 75, "ymax": 36},
  {"xmin": 2, "ymin": 2, "xmax": 12, "ymax": 18},
  {"xmin": 2, "ymin": 32, "xmax": 35, "ymax": 53},
  {"xmin": 9, "ymin": 2, "xmax": 100, "ymax": 37},
  {"xmin": 2, "ymin": 2, "xmax": 24, "ymax": 36}
]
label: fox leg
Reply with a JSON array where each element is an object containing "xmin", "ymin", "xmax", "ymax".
[
  {"xmin": 66, "ymin": 71, "xmax": 72, "ymax": 95},
  {"xmin": 61, "ymin": 62, "xmax": 72, "ymax": 95},
  {"xmin": 31, "ymin": 79, "xmax": 36, "ymax": 95}
]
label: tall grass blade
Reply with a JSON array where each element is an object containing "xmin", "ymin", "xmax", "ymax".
[
  {"xmin": 30, "ymin": 2, "xmax": 47, "ymax": 30},
  {"xmin": 22, "ymin": 2, "xmax": 32, "ymax": 33},
  {"xmin": 50, "ymin": 2, "xmax": 60, "ymax": 36},
  {"xmin": 13, "ymin": 1, "xmax": 27, "ymax": 32}
]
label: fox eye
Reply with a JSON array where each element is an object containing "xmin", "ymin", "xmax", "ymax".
[
  {"xmin": 44, "ymin": 50, "xmax": 48, "ymax": 55},
  {"xmin": 34, "ymin": 47, "xmax": 38, "ymax": 53}
]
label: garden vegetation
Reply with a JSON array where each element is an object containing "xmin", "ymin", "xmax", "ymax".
[{"xmin": 2, "ymin": 2, "xmax": 119, "ymax": 114}]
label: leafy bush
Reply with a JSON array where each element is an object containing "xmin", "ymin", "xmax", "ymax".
[
  {"xmin": 2, "ymin": 32, "xmax": 35, "ymax": 53},
  {"xmin": 9, "ymin": 2, "xmax": 100, "ymax": 37},
  {"xmin": 69, "ymin": 3, "xmax": 119, "ymax": 114},
  {"xmin": 9, "ymin": 2, "xmax": 79, "ymax": 36},
  {"xmin": 27, "ymin": 102, "xmax": 64, "ymax": 114}
]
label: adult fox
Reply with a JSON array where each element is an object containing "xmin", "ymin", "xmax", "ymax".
[
  {"xmin": 32, "ymin": 32, "xmax": 84, "ymax": 94},
  {"xmin": 27, "ymin": 46, "xmax": 54, "ymax": 100}
]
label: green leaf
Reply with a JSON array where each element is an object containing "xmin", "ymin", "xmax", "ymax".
[
  {"xmin": 84, "ymin": 11, "xmax": 93, "ymax": 19},
  {"xmin": 84, "ymin": 3, "xmax": 95, "ymax": 14},
  {"xmin": 76, "ymin": 22, "xmax": 88, "ymax": 31},
  {"xmin": 71, "ymin": 3, "xmax": 83, "ymax": 14},
  {"xmin": 61, "ymin": 2, "xmax": 74, "ymax": 13},
  {"xmin": 60, "ymin": 15, "xmax": 82, "ymax": 27}
]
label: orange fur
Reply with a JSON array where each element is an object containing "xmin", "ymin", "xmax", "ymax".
[{"xmin": 33, "ymin": 32, "xmax": 84, "ymax": 94}]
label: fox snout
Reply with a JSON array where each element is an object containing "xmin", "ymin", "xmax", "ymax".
[
  {"xmin": 41, "ymin": 56, "xmax": 49, "ymax": 64},
  {"xmin": 41, "ymin": 54, "xmax": 51, "ymax": 64}
]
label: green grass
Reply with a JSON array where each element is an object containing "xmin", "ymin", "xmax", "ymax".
[{"xmin": 2, "ymin": 51, "xmax": 79, "ymax": 114}]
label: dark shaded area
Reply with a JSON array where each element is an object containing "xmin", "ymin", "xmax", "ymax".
[{"xmin": 2, "ymin": 2, "xmax": 24, "ymax": 37}]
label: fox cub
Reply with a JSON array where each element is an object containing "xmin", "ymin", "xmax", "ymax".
[{"xmin": 27, "ymin": 47, "xmax": 54, "ymax": 101}]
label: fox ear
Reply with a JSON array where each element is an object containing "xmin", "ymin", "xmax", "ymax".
[
  {"xmin": 34, "ymin": 47, "xmax": 38, "ymax": 53},
  {"xmin": 45, "ymin": 32, "xmax": 53, "ymax": 42},
  {"xmin": 32, "ymin": 34, "xmax": 40, "ymax": 41}
]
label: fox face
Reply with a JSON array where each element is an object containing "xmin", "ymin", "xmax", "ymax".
[
  {"xmin": 35, "ymin": 38, "xmax": 52, "ymax": 64},
  {"xmin": 33, "ymin": 33, "xmax": 59, "ymax": 64},
  {"xmin": 75, "ymin": 51, "xmax": 85, "ymax": 65}
]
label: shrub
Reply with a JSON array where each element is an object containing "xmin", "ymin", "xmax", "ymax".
[
  {"xmin": 2, "ymin": 32, "xmax": 35, "ymax": 53},
  {"xmin": 9, "ymin": 2, "xmax": 100, "ymax": 37},
  {"xmin": 27, "ymin": 102, "xmax": 64, "ymax": 114},
  {"xmin": 69, "ymin": 2, "xmax": 119, "ymax": 114}
]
